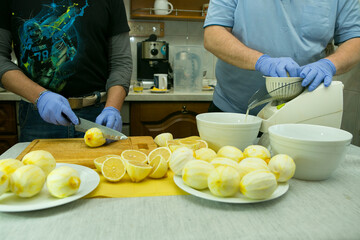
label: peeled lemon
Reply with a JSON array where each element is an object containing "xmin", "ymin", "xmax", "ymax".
[
  {"xmin": 0, "ymin": 171, "xmax": 9, "ymax": 196},
  {"xmin": 148, "ymin": 155, "xmax": 168, "ymax": 178},
  {"xmin": 169, "ymin": 147, "xmax": 195, "ymax": 175},
  {"xmin": 0, "ymin": 158, "xmax": 24, "ymax": 191},
  {"xmin": 238, "ymin": 157, "xmax": 269, "ymax": 180},
  {"xmin": 22, "ymin": 150, "xmax": 56, "ymax": 176},
  {"xmin": 154, "ymin": 133, "xmax": 173, "ymax": 147},
  {"xmin": 182, "ymin": 160, "xmax": 214, "ymax": 190},
  {"xmin": 102, "ymin": 157, "xmax": 127, "ymax": 182},
  {"xmin": 195, "ymin": 148, "xmax": 217, "ymax": 162},
  {"xmin": 84, "ymin": 127, "xmax": 106, "ymax": 147},
  {"xmin": 239, "ymin": 169, "xmax": 277, "ymax": 200},
  {"xmin": 47, "ymin": 166, "xmax": 81, "ymax": 198},
  {"xmin": 208, "ymin": 166, "xmax": 240, "ymax": 197},
  {"xmin": 126, "ymin": 160, "xmax": 152, "ymax": 182},
  {"xmin": 10, "ymin": 165, "xmax": 46, "ymax": 198},
  {"xmin": 217, "ymin": 146, "xmax": 244, "ymax": 163},
  {"xmin": 94, "ymin": 154, "xmax": 121, "ymax": 172},
  {"xmin": 210, "ymin": 157, "xmax": 240, "ymax": 172},
  {"xmin": 243, "ymin": 145, "xmax": 271, "ymax": 163},
  {"xmin": 268, "ymin": 154, "xmax": 296, "ymax": 182}
]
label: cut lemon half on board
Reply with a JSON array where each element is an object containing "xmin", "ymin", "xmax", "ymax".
[
  {"xmin": 148, "ymin": 155, "xmax": 168, "ymax": 178},
  {"xmin": 148, "ymin": 147, "xmax": 172, "ymax": 164},
  {"xmin": 101, "ymin": 157, "xmax": 126, "ymax": 182},
  {"xmin": 177, "ymin": 139, "xmax": 201, "ymax": 150},
  {"xmin": 94, "ymin": 154, "xmax": 121, "ymax": 172},
  {"xmin": 121, "ymin": 150, "xmax": 148, "ymax": 164},
  {"xmin": 154, "ymin": 132, "xmax": 174, "ymax": 147},
  {"xmin": 126, "ymin": 160, "xmax": 153, "ymax": 182}
]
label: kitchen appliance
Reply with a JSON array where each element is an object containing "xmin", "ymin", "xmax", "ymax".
[
  {"xmin": 137, "ymin": 34, "xmax": 172, "ymax": 88},
  {"xmin": 173, "ymin": 46, "xmax": 203, "ymax": 92}
]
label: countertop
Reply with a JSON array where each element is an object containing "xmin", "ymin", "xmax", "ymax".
[{"xmin": 1, "ymin": 142, "xmax": 360, "ymax": 240}]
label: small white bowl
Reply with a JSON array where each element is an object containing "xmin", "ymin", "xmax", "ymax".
[
  {"xmin": 196, "ymin": 112, "xmax": 262, "ymax": 152},
  {"xmin": 269, "ymin": 124, "xmax": 352, "ymax": 181}
]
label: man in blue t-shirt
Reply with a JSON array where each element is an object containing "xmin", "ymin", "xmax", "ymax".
[{"xmin": 204, "ymin": 0, "xmax": 360, "ymax": 115}]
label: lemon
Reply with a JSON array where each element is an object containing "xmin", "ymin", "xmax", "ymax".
[
  {"xmin": 238, "ymin": 157, "xmax": 269, "ymax": 180},
  {"xmin": 169, "ymin": 147, "xmax": 195, "ymax": 175},
  {"xmin": 148, "ymin": 147, "xmax": 172, "ymax": 164},
  {"xmin": 154, "ymin": 132, "xmax": 174, "ymax": 147},
  {"xmin": 84, "ymin": 127, "xmax": 106, "ymax": 147},
  {"xmin": 195, "ymin": 148, "xmax": 217, "ymax": 162},
  {"xmin": 101, "ymin": 157, "xmax": 127, "ymax": 182},
  {"xmin": 148, "ymin": 155, "xmax": 168, "ymax": 178},
  {"xmin": 239, "ymin": 169, "xmax": 277, "ymax": 200},
  {"xmin": 210, "ymin": 157, "xmax": 240, "ymax": 172},
  {"xmin": 121, "ymin": 149, "xmax": 148, "ymax": 164},
  {"xmin": 268, "ymin": 154, "xmax": 296, "ymax": 182},
  {"xmin": 177, "ymin": 139, "xmax": 201, "ymax": 150},
  {"xmin": 217, "ymin": 146, "xmax": 244, "ymax": 163},
  {"xmin": 0, "ymin": 171, "xmax": 9, "ymax": 196},
  {"xmin": 208, "ymin": 166, "xmax": 240, "ymax": 197},
  {"xmin": 126, "ymin": 160, "xmax": 153, "ymax": 182},
  {"xmin": 22, "ymin": 150, "xmax": 56, "ymax": 176},
  {"xmin": 182, "ymin": 160, "xmax": 215, "ymax": 190},
  {"xmin": 47, "ymin": 166, "xmax": 81, "ymax": 198},
  {"xmin": 0, "ymin": 159, "xmax": 24, "ymax": 192},
  {"xmin": 243, "ymin": 145, "xmax": 271, "ymax": 163},
  {"xmin": 94, "ymin": 154, "xmax": 121, "ymax": 172},
  {"xmin": 10, "ymin": 165, "xmax": 46, "ymax": 198},
  {"xmin": 166, "ymin": 140, "xmax": 183, "ymax": 152}
]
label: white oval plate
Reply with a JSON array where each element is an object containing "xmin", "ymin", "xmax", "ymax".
[
  {"xmin": 174, "ymin": 175, "xmax": 289, "ymax": 203},
  {"xmin": 0, "ymin": 163, "xmax": 100, "ymax": 212}
]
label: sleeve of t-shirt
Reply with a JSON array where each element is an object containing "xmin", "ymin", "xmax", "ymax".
[
  {"xmin": 109, "ymin": 0, "xmax": 130, "ymax": 36},
  {"xmin": 203, "ymin": 0, "xmax": 238, "ymax": 28},
  {"xmin": 334, "ymin": 0, "xmax": 360, "ymax": 44}
]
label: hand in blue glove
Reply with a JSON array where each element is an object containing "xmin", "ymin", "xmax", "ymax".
[
  {"xmin": 37, "ymin": 91, "xmax": 79, "ymax": 126},
  {"xmin": 95, "ymin": 106, "xmax": 122, "ymax": 143},
  {"xmin": 255, "ymin": 54, "xmax": 300, "ymax": 77},
  {"xmin": 299, "ymin": 59, "xmax": 336, "ymax": 91}
]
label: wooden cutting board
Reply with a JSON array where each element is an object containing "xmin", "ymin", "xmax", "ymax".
[{"xmin": 16, "ymin": 136, "xmax": 157, "ymax": 169}]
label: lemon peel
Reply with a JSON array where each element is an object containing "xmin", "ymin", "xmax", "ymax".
[{"xmin": 47, "ymin": 166, "xmax": 81, "ymax": 198}]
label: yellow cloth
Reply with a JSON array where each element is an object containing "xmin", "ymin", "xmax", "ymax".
[{"xmin": 85, "ymin": 170, "xmax": 188, "ymax": 198}]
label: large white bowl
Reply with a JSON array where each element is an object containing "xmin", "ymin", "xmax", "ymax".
[
  {"xmin": 269, "ymin": 124, "xmax": 352, "ymax": 181},
  {"xmin": 196, "ymin": 112, "xmax": 262, "ymax": 152}
]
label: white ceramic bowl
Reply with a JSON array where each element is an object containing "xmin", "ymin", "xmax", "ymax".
[
  {"xmin": 269, "ymin": 124, "xmax": 352, "ymax": 181},
  {"xmin": 196, "ymin": 112, "xmax": 262, "ymax": 152}
]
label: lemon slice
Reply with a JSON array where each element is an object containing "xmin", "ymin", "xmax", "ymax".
[
  {"xmin": 101, "ymin": 157, "xmax": 126, "ymax": 182},
  {"xmin": 243, "ymin": 145, "xmax": 271, "ymax": 163},
  {"xmin": 121, "ymin": 150, "xmax": 148, "ymax": 164},
  {"xmin": 148, "ymin": 155, "xmax": 168, "ymax": 178},
  {"xmin": 154, "ymin": 133, "xmax": 173, "ymax": 147},
  {"xmin": 94, "ymin": 154, "xmax": 121, "ymax": 172},
  {"xmin": 148, "ymin": 147, "xmax": 172, "ymax": 164},
  {"xmin": 126, "ymin": 160, "xmax": 153, "ymax": 182},
  {"xmin": 217, "ymin": 146, "xmax": 244, "ymax": 163}
]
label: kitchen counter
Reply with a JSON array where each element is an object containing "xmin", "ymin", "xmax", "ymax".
[{"xmin": 1, "ymin": 143, "xmax": 360, "ymax": 240}]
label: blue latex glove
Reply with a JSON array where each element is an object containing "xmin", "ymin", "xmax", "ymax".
[
  {"xmin": 95, "ymin": 106, "xmax": 122, "ymax": 143},
  {"xmin": 37, "ymin": 91, "xmax": 79, "ymax": 126},
  {"xmin": 255, "ymin": 54, "xmax": 300, "ymax": 77},
  {"xmin": 299, "ymin": 59, "xmax": 336, "ymax": 91}
]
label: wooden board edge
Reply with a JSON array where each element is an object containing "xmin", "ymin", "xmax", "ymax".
[{"xmin": 16, "ymin": 139, "xmax": 40, "ymax": 160}]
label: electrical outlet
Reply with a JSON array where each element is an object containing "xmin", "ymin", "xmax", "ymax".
[{"xmin": 128, "ymin": 21, "xmax": 164, "ymax": 37}]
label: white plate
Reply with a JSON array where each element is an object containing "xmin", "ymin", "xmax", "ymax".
[
  {"xmin": 174, "ymin": 175, "xmax": 289, "ymax": 203},
  {"xmin": 0, "ymin": 163, "xmax": 100, "ymax": 212}
]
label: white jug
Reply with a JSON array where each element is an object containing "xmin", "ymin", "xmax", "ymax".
[{"xmin": 154, "ymin": 0, "xmax": 173, "ymax": 15}]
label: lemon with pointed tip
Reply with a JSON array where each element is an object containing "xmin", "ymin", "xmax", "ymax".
[
  {"xmin": 195, "ymin": 148, "xmax": 217, "ymax": 162},
  {"xmin": 154, "ymin": 133, "xmax": 174, "ymax": 147},
  {"xmin": 243, "ymin": 145, "xmax": 271, "ymax": 163},
  {"xmin": 22, "ymin": 150, "xmax": 56, "ymax": 176},
  {"xmin": 84, "ymin": 127, "xmax": 106, "ymax": 147},
  {"xmin": 47, "ymin": 166, "xmax": 81, "ymax": 198},
  {"xmin": 268, "ymin": 154, "xmax": 296, "ymax": 182},
  {"xmin": 182, "ymin": 160, "xmax": 215, "ymax": 190},
  {"xmin": 217, "ymin": 146, "xmax": 244, "ymax": 163},
  {"xmin": 126, "ymin": 160, "xmax": 153, "ymax": 182},
  {"xmin": 239, "ymin": 169, "xmax": 277, "ymax": 200},
  {"xmin": 169, "ymin": 147, "xmax": 195, "ymax": 175},
  {"xmin": 0, "ymin": 171, "xmax": 9, "ymax": 196},
  {"xmin": 10, "ymin": 165, "xmax": 46, "ymax": 198},
  {"xmin": 208, "ymin": 166, "xmax": 240, "ymax": 197},
  {"xmin": 238, "ymin": 157, "xmax": 269, "ymax": 180}
]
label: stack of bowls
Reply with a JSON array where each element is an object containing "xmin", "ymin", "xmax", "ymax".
[{"xmin": 269, "ymin": 124, "xmax": 352, "ymax": 181}]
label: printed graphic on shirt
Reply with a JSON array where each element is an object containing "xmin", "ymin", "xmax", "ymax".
[{"xmin": 18, "ymin": 0, "xmax": 89, "ymax": 92}]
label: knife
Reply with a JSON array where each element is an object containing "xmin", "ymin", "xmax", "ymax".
[{"xmin": 65, "ymin": 114, "xmax": 128, "ymax": 140}]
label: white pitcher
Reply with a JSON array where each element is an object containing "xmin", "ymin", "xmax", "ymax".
[{"xmin": 154, "ymin": 0, "xmax": 173, "ymax": 15}]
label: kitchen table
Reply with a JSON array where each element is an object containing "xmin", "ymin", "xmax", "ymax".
[{"xmin": 0, "ymin": 142, "xmax": 360, "ymax": 240}]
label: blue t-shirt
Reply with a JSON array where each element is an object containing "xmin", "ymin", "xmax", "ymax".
[{"xmin": 204, "ymin": 0, "xmax": 360, "ymax": 114}]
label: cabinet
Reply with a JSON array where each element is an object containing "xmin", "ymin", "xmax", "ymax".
[
  {"xmin": 130, "ymin": 0, "xmax": 209, "ymax": 21},
  {"xmin": 0, "ymin": 102, "xmax": 18, "ymax": 154},
  {"xmin": 130, "ymin": 101, "xmax": 210, "ymax": 138}
]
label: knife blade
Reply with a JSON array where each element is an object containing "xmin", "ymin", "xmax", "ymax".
[{"xmin": 75, "ymin": 117, "xmax": 128, "ymax": 140}]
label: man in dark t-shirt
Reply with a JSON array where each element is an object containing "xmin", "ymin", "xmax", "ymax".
[{"xmin": 0, "ymin": 0, "xmax": 132, "ymax": 142}]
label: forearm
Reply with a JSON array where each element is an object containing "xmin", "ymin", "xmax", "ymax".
[
  {"xmin": 105, "ymin": 85, "xmax": 126, "ymax": 111},
  {"xmin": 204, "ymin": 25, "xmax": 263, "ymax": 70},
  {"xmin": 326, "ymin": 38, "xmax": 360, "ymax": 75}
]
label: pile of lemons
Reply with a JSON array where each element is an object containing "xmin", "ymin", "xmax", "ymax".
[{"xmin": 0, "ymin": 150, "xmax": 80, "ymax": 199}]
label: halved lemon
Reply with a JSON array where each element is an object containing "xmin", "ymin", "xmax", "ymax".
[
  {"xmin": 94, "ymin": 154, "xmax": 121, "ymax": 172},
  {"xmin": 148, "ymin": 155, "xmax": 168, "ymax": 178},
  {"xmin": 197, "ymin": 140, "xmax": 208, "ymax": 149},
  {"xmin": 148, "ymin": 147, "xmax": 172, "ymax": 164},
  {"xmin": 101, "ymin": 157, "xmax": 126, "ymax": 182},
  {"xmin": 126, "ymin": 160, "xmax": 153, "ymax": 182},
  {"xmin": 154, "ymin": 133, "xmax": 173, "ymax": 147},
  {"xmin": 177, "ymin": 139, "xmax": 201, "ymax": 150},
  {"xmin": 121, "ymin": 150, "xmax": 148, "ymax": 164}
]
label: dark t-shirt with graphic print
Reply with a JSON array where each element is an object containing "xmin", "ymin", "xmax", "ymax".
[{"xmin": 0, "ymin": 0, "xmax": 129, "ymax": 97}]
